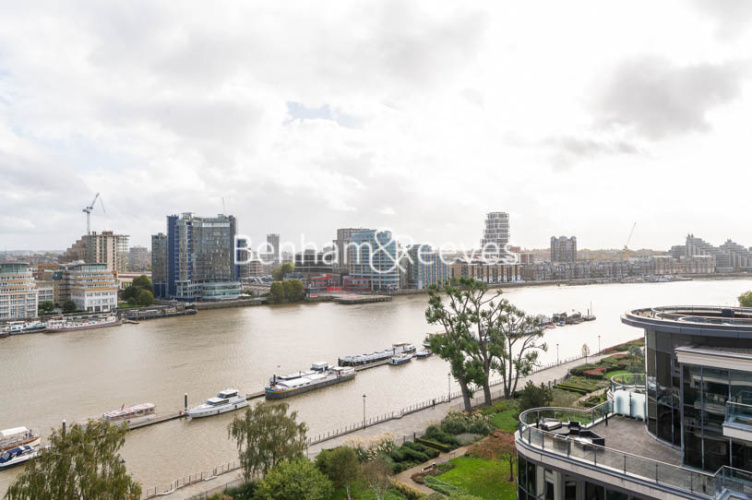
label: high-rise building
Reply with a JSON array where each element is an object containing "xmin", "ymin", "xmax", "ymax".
[
  {"xmin": 166, "ymin": 213, "xmax": 240, "ymax": 301},
  {"xmin": 128, "ymin": 246, "xmax": 150, "ymax": 272},
  {"xmin": 516, "ymin": 305, "xmax": 752, "ymax": 500},
  {"xmin": 0, "ymin": 263, "xmax": 39, "ymax": 320},
  {"xmin": 266, "ymin": 234, "xmax": 280, "ymax": 262},
  {"xmin": 347, "ymin": 229, "xmax": 399, "ymax": 291},
  {"xmin": 334, "ymin": 228, "xmax": 367, "ymax": 270},
  {"xmin": 480, "ymin": 212, "xmax": 510, "ymax": 256},
  {"xmin": 84, "ymin": 231, "xmax": 130, "ymax": 273},
  {"xmin": 151, "ymin": 233, "xmax": 167, "ymax": 298},
  {"xmin": 407, "ymin": 245, "xmax": 449, "ymax": 289},
  {"xmin": 550, "ymin": 236, "xmax": 577, "ymax": 263}
]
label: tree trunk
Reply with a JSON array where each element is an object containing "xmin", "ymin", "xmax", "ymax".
[
  {"xmin": 459, "ymin": 379, "xmax": 473, "ymax": 412},
  {"xmin": 483, "ymin": 380, "xmax": 492, "ymax": 406}
]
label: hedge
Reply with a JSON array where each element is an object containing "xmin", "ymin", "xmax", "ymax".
[{"xmin": 416, "ymin": 438, "xmax": 453, "ymax": 453}]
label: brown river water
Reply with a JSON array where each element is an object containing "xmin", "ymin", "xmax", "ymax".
[{"xmin": 1, "ymin": 278, "xmax": 750, "ymax": 492}]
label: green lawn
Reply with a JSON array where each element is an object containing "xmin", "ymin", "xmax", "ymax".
[
  {"xmin": 490, "ymin": 408, "xmax": 519, "ymax": 432},
  {"xmin": 328, "ymin": 486, "xmax": 405, "ymax": 500},
  {"xmin": 435, "ymin": 456, "xmax": 517, "ymax": 500},
  {"xmin": 603, "ymin": 369, "xmax": 631, "ymax": 381}
]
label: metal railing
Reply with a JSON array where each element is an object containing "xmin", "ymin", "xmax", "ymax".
[
  {"xmin": 517, "ymin": 404, "xmax": 717, "ymax": 498},
  {"xmin": 143, "ymin": 462, "xmax": 240, "ymax": 498},
  {"xmin": 610, "ymin": 373, "xmax": 645, "ymax": 393},
  {"xmin": 725, "ymin": 401, "xmax": 752, "ymax": 429},
  {"xmin": 714, "ymin": 467, "xmax": 752, "ymax": 499}
]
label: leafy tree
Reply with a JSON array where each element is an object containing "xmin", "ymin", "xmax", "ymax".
[
  {"xmin": 5, "ymin": 420, "xmax": 141, "ymax": 500},
  {"xmin": 739, "ymin": 291, "xmax": 752, "ymax": 307},
  {"xmin": 582, "ymin": 343, "xmax": 591, "ymax": 364},
  {"xmin": 136, "ymin": 289, "xmax": 154, "ymax": 307},
  {"xmin": 39, "ymin": 300, "xmax": 55, "ymax": 314},
  {"xmin": 426, "ymin": 278, "xmax": 486, "ymax": 412},
  {"xmin": 62, "ymin": 299, "xmax": 77, "ymax": 313},
  {"xmin": 315, "ymin": 447, "xmax": 360, "ymax": 500},
  {"xmin": 468, "ymin": 431, "xmax": 517, "ymax": 481},
  {"xmin": 256, "ymin": 459, "xmax": 333, "ymax": 500},
  {"xmin": 517, "ymin": 381, "xmax": 554, "ymax": 412},
  {"xmin": 487, "ymin": 302, "xmax": 547, "ymax": 399},
  {"xmin": 228, "ymin": 402, "xmax": 308, "ymax": 482},
  {"xmin": 121, "ymin": 275, "xmax": 153, "ymax": 304},
  {"xmin": 282, "ymin": 279, "xmax": 306, "ymax": 302},
  {"xmin": 131, "ymin": 275, "xmax": 152, "ymax": 293},
  {"xmin": 272, "ymin": 262, "xmax": 295, "ymax": 281},
  {"xmin": 361, "ymin": 456, "xmax": 392, "ymax": 500},
  {"xmin": 268, "ymin": 282, "xmax": 285, "ymax": 304}
]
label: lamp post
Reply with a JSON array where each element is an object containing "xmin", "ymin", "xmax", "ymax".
[
  {"xmin": 447, "ymin": 372, "xmax": 451, "ymax": 402},
  {"xmin": 362, "ymin": 394, "xmax": 366, "ymax": 429},
  {"xmin": 556, "ymin": 343, "xmax": 560, "ymax": 365},
  {"xmin": 598, "ymin": 335, "xmax": 601, "ymax": 355}
]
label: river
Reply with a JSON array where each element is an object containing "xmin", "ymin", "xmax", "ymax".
[{"xmin": 1, "ymin": 278, "xmax": 750, "ymax": 493}]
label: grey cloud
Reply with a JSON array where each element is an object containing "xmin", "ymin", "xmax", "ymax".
[
  {"xmin": 691, "ymin": 0, "xmax": 752, "ymax": 40},
  {"xmin": 547, "ymin": 136, "xmax": 641, "ymax": 171},
  {"xmin": 594, "ymin": 56, "xmax": 744, "ymax": 140}
]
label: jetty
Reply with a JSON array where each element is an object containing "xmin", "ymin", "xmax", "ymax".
[
  {"xmin": 330, "ymin": 294, "xmax": 392, "ymax": 305},
  {"xmin": 127, "ymin": 358, "xmax": 395, "ymax": 432}
]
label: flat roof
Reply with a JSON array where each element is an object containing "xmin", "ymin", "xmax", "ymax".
[{"xmin": 622, "ymin": 305, "xmax": 752, "ymax": 338}]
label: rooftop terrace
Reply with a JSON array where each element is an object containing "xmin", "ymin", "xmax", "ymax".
[{"xmin": 517, "ymin": 404, "xmax": 718, "ymax": 498}]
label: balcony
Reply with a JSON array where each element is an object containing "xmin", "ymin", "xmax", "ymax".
[
  {"xmin": 723, "ymin": 396, "xmax": 752, "ymax": 443},
  {"xmin": 517, "ymin": 403, "xmax": 717, "ymax": 498}
]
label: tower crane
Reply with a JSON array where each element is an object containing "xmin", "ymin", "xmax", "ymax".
[
  {"xmin": 82, "ymin": 193, "xmax": 106, "ymax": 235},
  {"xmin": 624, "ymin": 222, "xmax": 637, "ymax": 261}
]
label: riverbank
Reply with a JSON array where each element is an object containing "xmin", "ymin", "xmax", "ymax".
[{"xmin": 151, "ymin": 350, "xmax": 613, "ymax": 499}]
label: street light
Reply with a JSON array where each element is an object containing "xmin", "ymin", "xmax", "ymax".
[
  {"xmin": 447, "ymin": 372, "xmax": 451, "ymax": 402},
  {"xmin": 598, "ymin": 335, "xmax": 601, "ymax": 355},
  {"xmin": 556, "ymin": 343, "xmax": 560, "ymax": 365},
  {"xmin": 362, "ymin": 394, "xmax": 366, "ymax": 429}
]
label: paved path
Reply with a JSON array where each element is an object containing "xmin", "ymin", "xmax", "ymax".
[
  {"xmin": 393, "ymin": 445, "xmax": 471, "ymax": 495},
  {"xmin": 155, "ymin": 353, "xmax": 611, "ymax": 499}
]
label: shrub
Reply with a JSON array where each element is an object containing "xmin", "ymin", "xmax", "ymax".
[
  {"xmin": 223, "ymin": 482, "xmax": 258, "ymax": 500},
  {"xmin": 518, "ymin": 381, "xmax": 554, "ymax": 412},
  {"xmin": 441, "ymin": 411, "xmax": 493, "ymax": 436},
  {"xmin": 416, "ymin": 438, "xmax": 452, "ymax": 453},
  {"xmin": 424, "ymin": 476, "xmax": 465, "ymax": 496},
  {"xmin": 390, "ymin": 480, "xmax": 423, "ymax": 500},
  {"xmin": 424, "ymin": 425, "xmax": 460, "ymax": 447},
  {"xmin": 403, "ymin": 441, "xmax": 440, "ymax": 458}
]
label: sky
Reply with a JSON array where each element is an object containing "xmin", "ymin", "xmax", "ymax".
[{"xmin": 1, "ymin": 1, "xmax": 751, "ymax": 252}]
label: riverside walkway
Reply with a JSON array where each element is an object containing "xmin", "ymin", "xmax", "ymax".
[{"xmin": 150, "ymin": 352, "xmax": 611, "ymax": 499}]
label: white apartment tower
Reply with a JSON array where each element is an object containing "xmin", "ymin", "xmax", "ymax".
[{"xmin": 480, "ymin": 212, "xmax": 510, "ymax": 256}]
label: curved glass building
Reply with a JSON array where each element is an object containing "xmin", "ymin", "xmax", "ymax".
[{"xmin": 622, "ymin": 306, "xmax": 752, "ymax": 472}]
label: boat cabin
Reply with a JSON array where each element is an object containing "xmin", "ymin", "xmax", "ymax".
[
  {"xmin": 206, "ymin": 397, "xmax": 229, "ymax": 406},
  {"xmin": 311, "ymin": 362, "xmax": 329, "ymax": 372},
  {"xmin": 217, "ymin": 389, "xmax": 238, "ymax": 399},
  {"xmin": 0, "ymin": 445, "xmax": 33, "ymax": 463}
]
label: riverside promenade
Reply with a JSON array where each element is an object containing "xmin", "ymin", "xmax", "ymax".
[{"xmin": 164, "ymin": 352, "xmax": 610, "ymax": 500}]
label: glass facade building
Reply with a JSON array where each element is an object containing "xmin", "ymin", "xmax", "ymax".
[
  {"xmin": 347, "ymin": 230, "xmax": 399, "ymax": 291},
  {"xmin": 516, "ymin": 305, "xmax": 752, "ymax": 500},
  {"xmin": 165, "ymin": 213, "xmax": 239, "ymax": 300},
  {"xmin": 406, "ymin": 244, "xmax": 449, "ymax": 290},
  {"xmin": 622, "ymin": 306, "xmax": 752, "ymax": 473}
]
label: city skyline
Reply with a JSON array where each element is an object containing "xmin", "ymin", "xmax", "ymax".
[{"xmin": 2, "ymin": 1, "xmax": 752, "ymax": 252}]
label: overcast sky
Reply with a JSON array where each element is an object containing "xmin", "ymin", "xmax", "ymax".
[{"xmin": 1, "ymin": 1, "xmax": 751, "ymax": 252}]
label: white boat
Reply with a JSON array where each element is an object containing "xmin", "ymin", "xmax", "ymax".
[
  {"xmin": 265, "ymin": 364, "xmax": 356, "ymax": 400},
  {"xmin": 416, "ymin": 349, "xmax": 432, "ymax": 359},
  {"xmin": 187, "ymin": 389, "xmax": 248, "ymax": 418},
  {"xmin": 102, "ymin": 403, "xmax": 157, "ymax": 426},
  {"xmin": 338, "ymin": 342, "xmax": 416, "ymax": 366},
  {"xmin": 44, "ymin": 316, "xmax": 121, "ymax": 333},
  {"xmin": 0, "ymin": 427, "xmax": 41, "ymax": 454},
  {"xmin": 388, "ymin": 353, "xmax": 413, "ymax": 365},
  {"xmin": 0, "ymin": 445, "xmax": 40, "ymax": 470}
]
